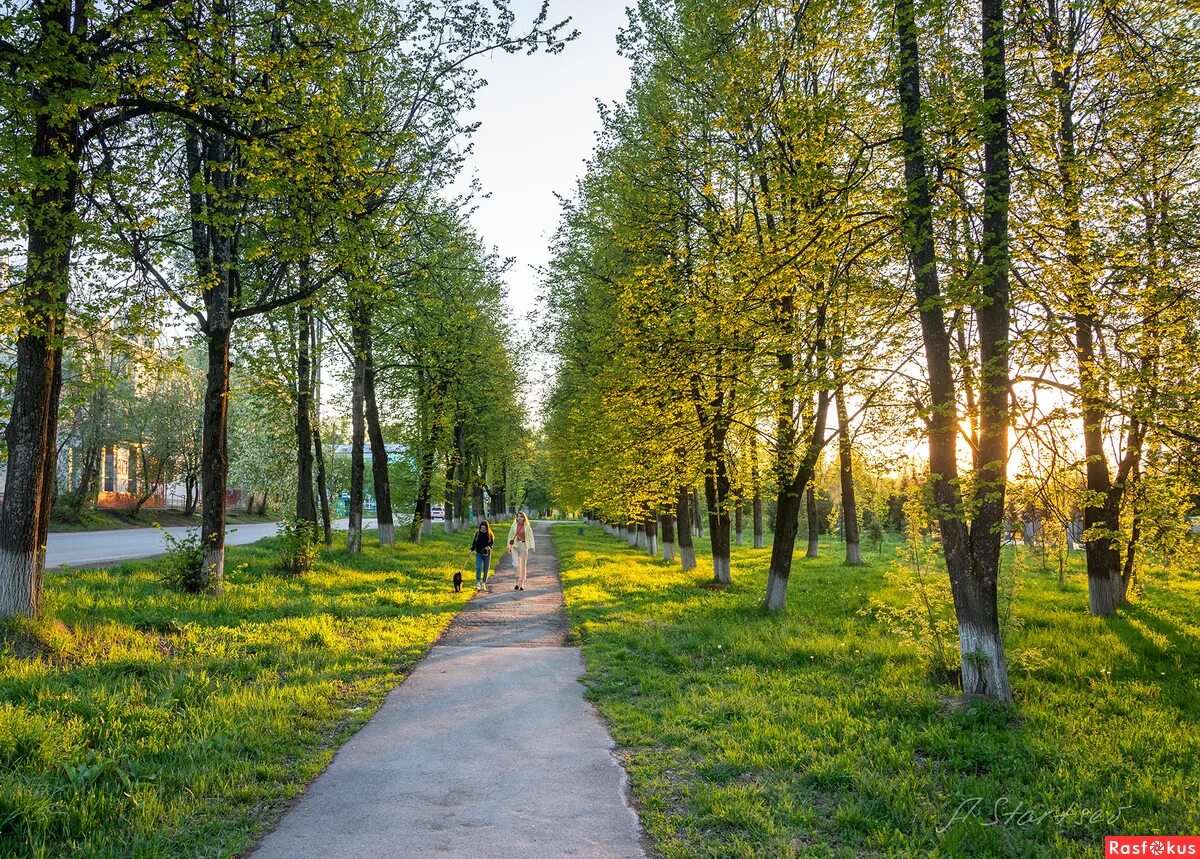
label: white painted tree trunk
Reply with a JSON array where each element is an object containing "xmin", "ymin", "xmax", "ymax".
[
  {"xmin": 378, "ymin": 522, "xmax": 395, "ymax": 545},
  {"xmin": 764, "ymin": 571, "xmax": 788, "ymax": 611},
  {"xmin": 662, "ymin": 541, "xmax": 676, "ymax": 562},
  {"xmin": 958, "ymin": 621, "xmax": 1013, "ymax": 701},
  {"xmin": 680, "ymin": 545, "xmax": 696, "ymax": 572},
  {"xmin": 712, "ymin": 555, "xmax": 731, "ymax": 584},
  {"xmin": 0, "ymin": 547, "xmax": 37, "ymax": 617}
]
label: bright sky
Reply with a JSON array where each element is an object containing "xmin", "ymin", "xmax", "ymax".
[{"xmin": 456, "ymin": 1, "xmax": 633, "ymax": 393}]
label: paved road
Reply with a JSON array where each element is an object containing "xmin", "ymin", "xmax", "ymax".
[
  {"xmin": 45, "ymin": 518, "xmax": 377, "ymax": 569},
  {"xmin": 250, "ymin": 522, "xmax": 646, "ymax": 859}
]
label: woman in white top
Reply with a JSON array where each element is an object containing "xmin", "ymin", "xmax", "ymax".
[{"xmin": 506, "ymin": 512, "xmax": 536, "ymax": 590}]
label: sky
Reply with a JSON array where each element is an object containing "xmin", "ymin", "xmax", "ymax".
[{"xmin": 455, "ymin": 2, "xmax": 634, "ymax": 392}]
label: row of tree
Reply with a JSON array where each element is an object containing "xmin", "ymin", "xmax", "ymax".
[
  {"xmin": 543, "ymin": 0, "xmax": 1200, "ymax": 701},
  {"xmin": 0, "ymin": 0, "xmax": 568, "ymax": 614}
]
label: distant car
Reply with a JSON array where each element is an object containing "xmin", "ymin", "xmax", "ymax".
[{"xmin": 430, "ymin": 505, "xmax": 445, "ymax": 523}]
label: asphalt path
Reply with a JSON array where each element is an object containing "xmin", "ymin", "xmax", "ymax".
[
  {"xmin": 45, "ymin": 518, "xmax": 378, "ymax": 569},
  {"xmin": 249, "ymin": 522, "xmax": 646, "ymax": 859}
]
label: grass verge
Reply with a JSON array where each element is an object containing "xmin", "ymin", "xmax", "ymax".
[
  {"xmin": 0, "ymin": 530, "xmax": 469, "ymax": 858},
  {"xmin": 48, "ymin": 510, "xmax": 277, "ymax": 534},
  {"xmin": 554, "ymin": 524, "xmax": 1200, "ymax": 858}
]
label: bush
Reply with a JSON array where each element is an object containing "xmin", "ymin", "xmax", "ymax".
[
  {"xmin": 863, "ymin": 509, "xmax": 887, "ymax": 556},
  {"xmin": 277, "ymin": 516, "xmax": 318, "ymax": 575},
  {"xmin": 156, "ymin": 526, "xmax": 208, "ymax": 593},
  {"xmin": 861, "ymin": 491, "xmax": 959, "ymax": 684}
]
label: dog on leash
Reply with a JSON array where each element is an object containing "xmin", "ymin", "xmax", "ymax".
[{"xmin": 452, "ymin": 570, "xmax": 463, "ymax": 592}]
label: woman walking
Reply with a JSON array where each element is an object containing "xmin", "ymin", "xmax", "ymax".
[
  {"xmin": 506, "ymin": 511, "xmax": 536, "ymax": 590},
  {"xmin": 469, "ymin": 521, "xmax": 495, "ymax": 591}
]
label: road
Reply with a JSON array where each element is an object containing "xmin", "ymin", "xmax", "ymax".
[{"xmin": 45, "ymin": 518, "xmax": 377, "ymax": 569}]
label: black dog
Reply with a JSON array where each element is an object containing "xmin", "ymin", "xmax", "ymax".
[{"xmin": 452, "ymin": 571, "xmax": 463, "ymax": 593}]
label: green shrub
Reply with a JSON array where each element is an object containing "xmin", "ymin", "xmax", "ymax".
[
  {"xmin": 862, "ymin": 491, "xmax": 960, "ymax": 683},
  {"xmin": 277, "ymin": 516, "xmax": 319, "ymax": 575},
  {"xmin": 155, "ymin": 526, "xmax": 207, "ymax": 593}
]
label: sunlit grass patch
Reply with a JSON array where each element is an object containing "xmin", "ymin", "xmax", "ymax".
[
  {"xmin": 0, "ymin": 530, "xmax": 469, "ymax": 858},
  {"xmin": 555, "ymin": 524, "xmax": 1200, "ymax": 858}
]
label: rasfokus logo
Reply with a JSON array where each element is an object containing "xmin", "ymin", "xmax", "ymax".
[{"xmin": 1106, "ymin": 837, "xmax": 1200, "ymax": 856}]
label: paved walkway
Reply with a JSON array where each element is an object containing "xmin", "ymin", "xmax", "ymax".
[{"xmin": 249, "ymin": 523, "xmax": 646, "ymax": 859}]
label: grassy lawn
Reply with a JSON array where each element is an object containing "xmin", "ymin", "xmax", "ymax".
[
  {"xmin": 0, "ymin": 531, "xmax": 470, "ymax": 858},
  {"xmin": 48, "ymin": 509, "xmax": 277, "ymax": 534},
  {"xmin": 554, "ymin": 524, "xmax": 1200, "ymax": 858}
]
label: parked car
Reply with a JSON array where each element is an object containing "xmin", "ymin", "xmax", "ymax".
[{"xmin": 430, "ymin": 505, "xmax": 445, "ymax": 523}]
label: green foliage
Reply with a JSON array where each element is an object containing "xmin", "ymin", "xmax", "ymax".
[
  {"xmin": 154, "ymin": 527, "xmax": 206, "ymax": 594},
  {"xmin": 554, "ymin": 524, "xmax": 1200, "ymax": 858},
  {"xmin": 863, "ymin": 511, "xmax": 886, "ymax": 557},
  {"xmin": 863, "ymin": 493, "xmax": 959, "ymax": 683},
  {"xmin": 0, "ymin": 531, "xmax": 468, "ymax": 856},
  {"xmin": 276, "ymin": 517, "xmax": 319, "ymax": 576}
]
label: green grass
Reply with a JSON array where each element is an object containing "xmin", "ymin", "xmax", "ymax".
[
  {"xmin": 0, "ymin": 530, "xmax": 470, "ymax": 858},
  {"xmin": 554, "ymin": 525, "xmax": 1200, "ymax": 858},
  {"xmin": 48, "ymin": 509, "xmax": 277, "ymax": 534}
]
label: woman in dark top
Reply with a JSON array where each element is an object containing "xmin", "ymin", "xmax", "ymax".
[{"xmin": 469, "ymin": 521, "xmax": 495, "ymax": 591}]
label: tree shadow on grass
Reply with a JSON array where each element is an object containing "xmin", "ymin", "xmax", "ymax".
[{"xmin": 552, "ymin": 526, "xmax": 1147, "ymax": 857}]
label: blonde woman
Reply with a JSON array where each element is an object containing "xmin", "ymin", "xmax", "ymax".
[{"xmin": 506, "ymin": 511, "xmax": 536, "ymax": 590}]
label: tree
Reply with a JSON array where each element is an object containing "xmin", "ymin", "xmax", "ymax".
[
  {"xmin": 892, "ymin": 0, "xmax": 1014, "ymax": 701},
  {"xmin": 0, "ymin": 0, "xmax": 198, "ymax": 617}
]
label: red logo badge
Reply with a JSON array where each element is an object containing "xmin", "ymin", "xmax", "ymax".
[{"xmin": 1106, "ymin": 837, "xmax": 1200, "ymax": 856}]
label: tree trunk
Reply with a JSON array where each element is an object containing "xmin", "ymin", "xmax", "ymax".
[
  {"xmin": 837, "ymin": 385, "xmax": 862, "ymax": 565},
  {"xmin": 805, "ymin": 486, "xmax": 820, "ymax": 558},
  {"xmin": 661, "ymin": 511, "xmax": 676, "ymax": 562},
  {"xmin": 190, "ymin": 120, "xmax": 238, "ymax": 594},
  {"xmin": 453, "ymin": 450, "xmax": 468, "ymax": 532},
  {"xmin": 70, "ymin": 443, "xmax": 100, "ymax": 509},
  {"xmin": 295, "ymin": 298, "xmax": 317, "ymax": 525},
  {"xmin": 347, "ymin": 329, "xmax": 366, "ymax": 554},
  {"xmin": 751, "ymin": 440, "xmax": 765, "ymax": 549},
  {"xmin": 692, "ymin": 488, "xmax": 704, "ymax": 537},
  {"xmin": 409, "ymin": 413, "xmax": 442, "ymax": 544},
  {"xmin": 311, "ymin": 314, "xmax": 332, "ymax": 543},
  {"xmin": 746, "ymin": 428, "xmax": 765, "ymax": 548},
  {"xmin": 894, "ymin": 0, "xmax": 1012, "ymax": 701},
  {"xmin": 704, "ymin": 452, "xmax": 732, "ymax": 584},
  {"xmin": 312, "ymin": 420, "xmax": 332, "ymax": 545},
  {"xmin": 443, "ymin": 456, "xmax": 456, "ymax": 533},
  {"xmin": 199, "ymin": 321, "xmax": 232, "ymax": 590},
  {"xmin": 764, "ymin": 478, "xmax": 802, "ymax": 611},
  {"xmin": 1050, "ymin": 32, "xmax": 1126, "ymax": 616},
  {"xmin": 0, "ymin": 104, "xmax": 77, "ymax": 619},
  {"xmin": 734, "ymin": 497, "xmax": 745, "ymax": 545},
  {"xmin": 359, "ymin": 307, "xmax": 394, "ymax": 546},
  {"xmin": 764, "ymin": 391, "xmax": 831, "ymax": 611},
  {"xmin": 964, "ymin": 0, "xmax": 1014, "ymax": 702},
  {"xmin": 677, "ymin": 486, "xmax": 696, "ymax": 571},
  {"xmin": 645, "ymin": 513, "xmax": 658, "ymax": 557}
]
